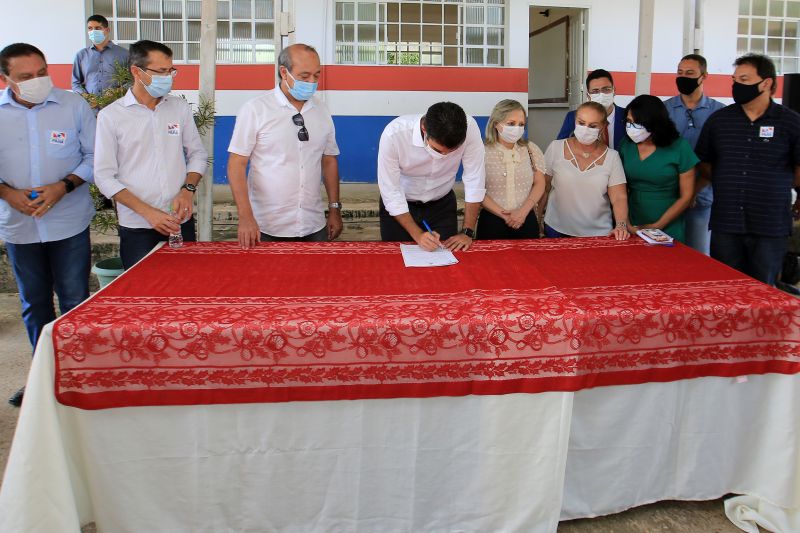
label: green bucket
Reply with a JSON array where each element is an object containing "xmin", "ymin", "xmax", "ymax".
[{"xmin": 92, "ymin": 257, "xmax": 124, "ymax": 289}]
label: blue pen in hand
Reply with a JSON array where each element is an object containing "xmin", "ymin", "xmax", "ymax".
[{"xmin": 422, "ymin": 220, "xmax": 445, "ymax": 250}]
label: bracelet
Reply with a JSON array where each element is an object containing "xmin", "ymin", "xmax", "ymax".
[{"xmin": 616, "ymin": 221, "xmax": 627, "ymax": 229}]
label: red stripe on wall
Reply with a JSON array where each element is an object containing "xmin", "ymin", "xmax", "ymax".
[
  {"xmin": 610, "ymin": 71, "xmax": 783, "ymax": 99},
  {"xmin": 319, "ymin": 66, "xmax": 529, "ymax": 92}
]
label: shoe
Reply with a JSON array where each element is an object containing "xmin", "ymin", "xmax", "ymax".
[{"xmin": 8, "ymin": 387, "xmax": 24, "ymax": 407}]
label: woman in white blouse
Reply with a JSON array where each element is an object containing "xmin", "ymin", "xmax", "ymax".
[
  {"xmin": 477, "ymin": 100, "xmax": 547, "ymax": 239},
  {"xmin": 542, "ymin": 101, "xmax": 631, "ymax": 240}
]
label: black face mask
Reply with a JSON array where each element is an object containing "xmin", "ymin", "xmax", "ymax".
[
  {"xmin": 732, "ymin": 80, "xmax": 764, "ymax": 105},
  {"xmin": 676, "ymin": 76, "xmax": 700, "ymax": 95}
]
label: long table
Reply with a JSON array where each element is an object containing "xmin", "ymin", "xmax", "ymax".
[{"xmin": 1, "ymin": 239, "xmax": 799, "ymax": 532}]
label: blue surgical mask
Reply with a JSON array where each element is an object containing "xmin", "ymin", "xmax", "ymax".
[
  {"xmin": 286, "ymin": 71, "xmax": 318, "ymax": 101},
  {"xmin": 138, "ymin": 67, "xmax": 173, "ymax": 98},
  {"xmin": 88, "ymin": 29, "xmax": 106, "ymax": 45}
]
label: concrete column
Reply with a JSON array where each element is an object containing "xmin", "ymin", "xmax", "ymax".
[
  {"xmin": 635, "ymin": 0, "xmax": 655, "ymax": 96},
  {"xmin": 197, "ymin": 0, "xmax": 217, "ymax": 241}
]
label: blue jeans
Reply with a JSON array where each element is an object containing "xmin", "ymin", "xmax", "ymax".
[
  {"xmin": 544, "ymin": 224, "xmax": 573, "ymax": 238},
  {"xmin": 710, "ymin": 232, "xmax": 788, "ymax": 286},
  {"xmin": 684, "ymin": 204, "xmax": 711, "ymax": 256},
  {"xmin": 119, "ymin": 217, "xmax": 196, "ymax": 270},
  {"xmin": 260, "ymin": 227, "xmax": 328, "ymax": 242},
  {"xmin": 5, "ymin": 227, "xmax": 91, "ymax": 349}
]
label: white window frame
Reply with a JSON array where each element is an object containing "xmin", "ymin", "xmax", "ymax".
[{"xmin": 737, "ymin": 0, "xmax": 800, "ymax": 74}]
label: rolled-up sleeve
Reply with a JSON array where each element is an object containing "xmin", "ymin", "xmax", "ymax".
[
  {"xmin": 182, "ymin": 103, "xmax": 208, "ymax": 175},
  {"xmin": 377, "ymin": 130, "xmax": 409, "ymax": 216},
  {"xmin": 94, "ymin": 109, "xmax": 126, "ymax": 199},
  {"xmin": 461, "ymin": 117, "xmax": 486, "ymax": 203},
  {"xmin": 71, "ymin": 97, "xmax": 96, "ymax": 183}
]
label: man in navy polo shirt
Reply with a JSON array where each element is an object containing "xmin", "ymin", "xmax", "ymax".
[{"xmin": 695, "ymin": 53, "xmax": 800, "ymax": 285}]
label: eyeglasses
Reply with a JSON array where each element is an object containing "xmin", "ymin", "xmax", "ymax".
[
  {"xmin": 292, "ymin": 113, "xmax": 309, "ymax": 141},
  {"xmin": 141, "ymin": 67, "xmax": 178, "ymax": 78},
  {"xmin": 625, "ymin": 121, "xmax": 646, "ymax": 130},
  {"xmin": 588, "ymin": 86, "xmax": 614, "ymax": 94},
  {"xmin": 685, "ymin": 109, "xmax": 695, "ymax": 129}
]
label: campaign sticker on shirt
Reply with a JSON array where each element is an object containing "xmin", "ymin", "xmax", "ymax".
[
  {"xmin": 167, "ymin": 123, "xmax": 181, "ymax": 136},
  {"xmin": 759, "ymin": 126, "xmax": 774, "ymax": 138},
  {"xmin": 50, "ymin": 131, "xmax": 67, "ymax": 145}
]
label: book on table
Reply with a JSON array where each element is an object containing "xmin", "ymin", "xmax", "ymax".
[{"xmin": 636, "ymin": 228, "xmax": 674, "ymax": 246}]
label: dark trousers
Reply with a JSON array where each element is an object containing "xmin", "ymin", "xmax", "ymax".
[
  {"xmin": 379, "ymin": 190, "xmax": 458, "ymax": 241},
  {"xmin": 544, "ymin": 224, "xmax": 573, "ymax": 239},
  {"xmin": 710, "ymin": 232, "xmax": 788, "ymax": 286},
  {"xmin": 119, "ymin": 217, "xmax": 196, "ymax": 270},
  {"xmin": 5, "ymin": 227, "xmax": 91, "ymax": 349},
  {"xmin": 476, "ymin": 210, "xmax": 540, "ymax": 240},
  {"xmin": 260, "ymin": 227, "xmax": 328, "ymax": 242}
]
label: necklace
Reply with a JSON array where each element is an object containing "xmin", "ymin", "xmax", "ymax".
[{"xmin": 573, "ymin": 139, "xmax": 596, "ymax": 158}]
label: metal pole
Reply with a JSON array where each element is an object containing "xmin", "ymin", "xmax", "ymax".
[
  {"xmin": 197, "ymin": 0, "xmax": 217, "ymax": 242},
  {"xmin": 635, "ymin": 0, "xmax": 655, "ymax": 96}
]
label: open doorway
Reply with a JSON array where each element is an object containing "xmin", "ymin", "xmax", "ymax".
[{"xmin": 528, "ymin": 5, "xmax": 587, "ymax": 149}]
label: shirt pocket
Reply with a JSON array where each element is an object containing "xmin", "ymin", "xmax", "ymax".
[{"xmin": 45, "ymin": 129, "xmax": 79, "ymax": 159}]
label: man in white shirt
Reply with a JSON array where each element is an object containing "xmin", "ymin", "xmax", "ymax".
[
  {"xmin": 378, "ymin": 102, "xmax": 485, "ymax": 251},
  {"xmin": 228, "ymin": 43, "xmax": 341, "ymax": 248},
  {"xmin": 95, "ymin": 40, "xmax": 208, "ymax": 269}
]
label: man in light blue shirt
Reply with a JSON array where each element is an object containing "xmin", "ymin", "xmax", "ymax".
[
  {"xmin": 0, "ymin": 43, "xmax": 96, "ymax": 406},
  {"xmin": 665, "ymin": 54, "xmax": 725, "ymax": 255},
  {"xmin": 72, "ymin": 14, "xmax": 129, "ymax": 95}
]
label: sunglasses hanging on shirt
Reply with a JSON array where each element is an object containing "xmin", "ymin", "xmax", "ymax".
[{"xmin": 292, "ymin": 113, "xmax": 309, "ymax": 141}]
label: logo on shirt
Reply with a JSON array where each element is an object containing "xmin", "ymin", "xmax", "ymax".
[
  {"xmin": 50, "ymin": 131, "xmax": 67, "ymax": 145},
  {"xmin": 167, "ymin": 123, "xmax": 181, "ymax": 136},
  {"xmin": 759, "ymin": 126, "xmax": 774, "ymax": 138}
]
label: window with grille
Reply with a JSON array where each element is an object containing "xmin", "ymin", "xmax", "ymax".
[
  {"xmin": 737, "ymin": 0, "xmax": 800, "ymax": 74},
  {"xmin": 335, "ymin": 1, "xmax": 506, "ymax": 66},
  {"xmin": 90, "ymin": 0, "xmax": 276, "ymax": 63}
]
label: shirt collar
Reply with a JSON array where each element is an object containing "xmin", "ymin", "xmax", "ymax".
[
  {"xmin": 412, "ymin": 115, "xmax": 426, "ymax": 147},
  {"xmin": 91, "ymin": 41, "xmax": 116, "ymax": 52},
  {"xmin": 122, "ymin": 88, "xmax": 171, "ymax": 108},
  {"xmin": 272, "ymin": 84, "xmax": 316, "ymax": 112},
  {"xmin": 669, "ymin": 93, "xmax": 714, "ymax": 110},
  {"xmin": 607, "ymin": 106, "xmax": 616, "ymax": 124},
  {"xmin": 0, "ymin": 86, "xmax": 60, "ymax": 109}
]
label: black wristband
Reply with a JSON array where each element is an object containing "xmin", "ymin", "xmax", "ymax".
[{"xmin": 61, "ymin": 177, "xmax": 76, "ymax": 193}]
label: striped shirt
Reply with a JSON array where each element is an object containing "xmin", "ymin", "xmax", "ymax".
[{"xmin": 694, "ymin": 101, "xmax": 800, "ymax": 236}]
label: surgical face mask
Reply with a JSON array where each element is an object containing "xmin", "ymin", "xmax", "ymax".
[
  {"xmin": 574, "ymin": 124, "xmax": 601, "ymax": 144},
  {"xmin": 88, "ymin": 29, "xmax": 106, "ymax": 45},
  {"xmin": 12, "ymin": 75, "xmax": 53, "ymax": 105},
  {"xmin": 676, "ymin": 76, "xmax": 700, "ymax": 95},
  {"xmin": 626, "ymin": 123, "xmax": 651, "ymax": 143},
  {"xmin": 497, "ymin": 124, "xmax": 525, "ymax": 144},
  {"xmin": 424, "ymin": 136, "xmax": 447, "ymax": 160},
  {"xmin": 732, "ymin": 80, "xmax": 764, "ymax": 105},
  {"xmin": 138, "ymin": 68, "xmax": 173, "ymax": 98},
  {"xmin": 589, "ymin": 91, "xmax": 614, "ymax": 109},
  {"xmin": 286, "ymin": 70, "xmax": 318, "ymax": 101}
]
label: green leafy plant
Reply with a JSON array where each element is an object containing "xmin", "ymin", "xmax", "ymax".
[{"xmin": 80, "ymin": 62, "xmax": 216, "ymax": 234}]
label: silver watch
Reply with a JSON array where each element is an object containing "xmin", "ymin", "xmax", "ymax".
[{"xmin": 328, "ymin": 202, "xmax": 342, "ymax": 209}]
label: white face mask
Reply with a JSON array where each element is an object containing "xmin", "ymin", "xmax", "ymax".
[
  {"xmin": 424, "ymin": 137, "xmax": 446, "ymax": 160},
  {"xmin": 497, "ymin": 124, "xmax": 525, "ymax": 144},
  {"xmin": 12, "ymin": 75, "xmax": 53, "ymax": 105},
  {"xmin": 573, "ymin": 124, "xmax": 600, "ymax": 145},
  {"xmin": 589, "ymin": 92, "xmax": 614, "ymax": 109},
  {"xmin": 626, "ymin": 123, "xmax": 652, "ymax": 143}
]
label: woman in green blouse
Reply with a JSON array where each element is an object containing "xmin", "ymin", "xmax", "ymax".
[{"xmin": 618, "ymin": 95, "xmax": 698, "ymax": 243}]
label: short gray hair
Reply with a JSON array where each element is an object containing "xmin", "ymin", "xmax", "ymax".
[{"xmin": 278, "ymin": 44, "xmax": 318, "ymax": 73}]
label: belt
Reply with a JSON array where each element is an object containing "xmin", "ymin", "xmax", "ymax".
[{"xmin": 406, "ymin": 190, "xmax": 453, "ymax": 206}]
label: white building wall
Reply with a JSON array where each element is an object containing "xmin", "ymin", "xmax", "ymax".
[{"xmin": 0, "ymin": 0, "xmax": 86, "ymax": 64}]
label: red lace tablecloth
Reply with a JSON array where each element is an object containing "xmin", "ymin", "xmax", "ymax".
[{"xmin": 53, "ymin": 239, "xmax": 800, "ymax": 409}]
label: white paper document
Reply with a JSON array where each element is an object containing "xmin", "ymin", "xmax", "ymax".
[{"xmin": 400, "ymin": 244, "xmax": 459, "ymax": 267}]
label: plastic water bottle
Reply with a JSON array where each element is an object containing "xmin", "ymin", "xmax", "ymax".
[{"xmin": 168, "ymin": 231, "xmax": 183, "ymax": 249}]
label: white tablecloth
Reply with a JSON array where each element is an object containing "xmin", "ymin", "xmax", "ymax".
[{"xmin": 1, "ymin": 323, "xmax": 799, "ymax": 532}]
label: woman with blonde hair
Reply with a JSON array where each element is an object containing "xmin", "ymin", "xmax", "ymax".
[
  {"xmin": 542, "ymin": 101, "xmax": 630, "ymax": 240},
  {"xmin": 477, "ymin": 99, "xmax": 547, "ymax": 239}
]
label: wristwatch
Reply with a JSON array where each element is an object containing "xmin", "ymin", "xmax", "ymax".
[
  {"xmin": 461, "ymin": 227, "xmax": 475, "ymax": 239},
  {"xmin": 328, "ymin": 202, "xmax": 342, "ymax": 209},
  {"xmin": 181, "ymin": 183, "xmax": 197, "ymax": 193},
  {"xmin": 61, "ymin": 177, "xmax": 76, "ymax": 193}
]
